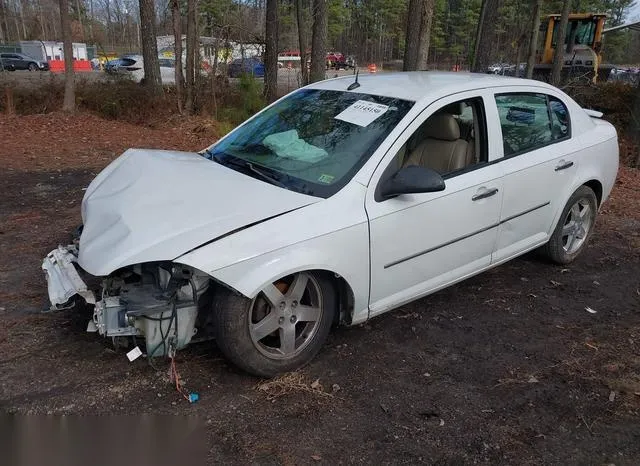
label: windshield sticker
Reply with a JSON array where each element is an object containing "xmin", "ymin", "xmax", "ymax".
[
  {"xmin": 318, "ymin": 174, "xmax": 335, "ymax": 184},
  {"xmin": 335, "ymin": 100, "xmax": 389, "ymax": 127}
]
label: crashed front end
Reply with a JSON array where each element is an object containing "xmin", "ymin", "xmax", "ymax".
[
  {"xmin": 40, "ymin": 148, "xmax": 320, "ymax": 359},
  {"xmin": 42, "ymin": 245, "xmax": 212, "ymax": 357}
]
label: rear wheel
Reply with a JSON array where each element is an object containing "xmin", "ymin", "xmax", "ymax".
[
  {"xmin": 541, "ymin": 186, "xmax": 597, "ymax": 264},
  {"xmin": 212, "ymin": 272, "xmax": 336, "ymax": 377},
  {"xmin": 28, "ymin": 62, "xmax": 38, "ymax": 71}
]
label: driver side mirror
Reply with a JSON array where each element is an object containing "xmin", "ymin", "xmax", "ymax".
[{"xmin": 378, "ymin": 165, "xmax": 445, "ymax": 200}]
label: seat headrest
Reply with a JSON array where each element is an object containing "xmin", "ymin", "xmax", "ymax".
[
  {"xmin": 439, "ymin": 102, "xmax": 465, "ymax": 115},
  {"xmin": 423, "ymin": 114, "xmax": 460, "ymax": 141}
]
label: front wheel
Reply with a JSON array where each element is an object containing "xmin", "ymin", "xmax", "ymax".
[
  {"xmin": 212, "ymin": 272, "xmax": 336, "ymax": 377},
  {"xmin": 541, "ymin": 186, "xmax": 598, "ymax": 264}
]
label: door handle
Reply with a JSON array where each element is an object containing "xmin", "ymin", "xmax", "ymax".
[
  {"xmin": 555, "ymin": 161, "xmax": 574, "ymax": 171},
  {"xmin": 472, "ymin": 188, "xmax": 499, "ymax": 201}
]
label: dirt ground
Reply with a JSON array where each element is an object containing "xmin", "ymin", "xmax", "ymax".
[{"xmin": 1, "ymin": 112, "xmax": 640, "ymax": 465}]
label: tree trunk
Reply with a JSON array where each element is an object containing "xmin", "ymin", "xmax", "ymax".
[
  {"xmin": 470, "ymin": 0, "xmax": 487, "ymax": 72},
  {"xmin": 105, "ymin": 0, "xmax": 111, "ymax": 46},
  {"xmin": 471, "ymin": 0, "xmax": 499, "ymax": 73},
  {"xmin": 59, "ymin": 0, "xmax": 75, "ymax": 113},
  {"xmin": 634, "ymin": 80, "xmax": 640, "ymax": 167},
  {"xmin": 89, "ymin": 0, "xmax": 94, "ymax": 41},
  {"xmin": 170, "ymin": 0, "xmax": 183, "ymax": 113},
  {"xmin": 264, "ymin": 0, "xmax": 278, "ymax": 102},
  {"xmin": 18, "ymin": 0, "xmax": 27, "ymax": 39},
  {"xmin": 551, "ymin": 0, "xmax": 571, "ymax": 86},
  {"xmin": 0, "ymin": 0, "xmax": 5, "ymax": 42},
  {"xmin": 403, "ymin": 0, "xmax": 421, "ymax": 71},
  {"xmin": 525, "ymin": 0, "xmax": 542, "ymax": 79},
  {"xmin": 295, "ymin": 0, "xmax": 309, "ymax": 85},
  {"xmin": 309, "ymin": 0, "xmax": 327, "ymax": 83},
  {"xmin": 75, "ymin": 0, "xmax": 84, "ymax": 39},
  {"xmin": 139, "ymin": 0, "xmax": 161, "ymax": 92},
  {"xmin": 415, "ymin": 0, "xmax": 435, "ymax": 70},
  {"xmin": 185, "ymin": 0, "xmax": 198, "ymax": 113}
]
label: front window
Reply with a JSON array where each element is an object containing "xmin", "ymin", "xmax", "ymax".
[{"xmin": 206, "ymin": 89, "xmax": 414, "ymax": 197}]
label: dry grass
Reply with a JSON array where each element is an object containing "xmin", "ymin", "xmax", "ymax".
[{"xmin": 255, "ymin": 372, "xmax": 335, "ymax": 401}]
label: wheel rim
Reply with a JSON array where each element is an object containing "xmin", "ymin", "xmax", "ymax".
[
  {"xmin": 562, "ymin": 198, "xmax": 593, "ymax": 254},
  {"xmin": 249, "ymin": 272, "xmax": 323, "ymax": 360},
  {"xmin": 29, "ymin": 64, "xmax": 36, "ymax": 71}
]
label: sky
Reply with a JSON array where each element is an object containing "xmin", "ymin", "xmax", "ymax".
[{"xmin": 630, "ymin": 2, "xmax": 640, "ymax": 21}]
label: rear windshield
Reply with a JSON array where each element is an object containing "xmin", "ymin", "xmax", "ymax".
[{"xmin": 206, "ymin": 88, "xmax": 414, "ymax": 198}]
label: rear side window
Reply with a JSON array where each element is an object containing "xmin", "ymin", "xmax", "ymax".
[
  {"xmin": 495, "ymin": 94, "xmax": 552, "ymax": 156},
  {"xmin": 548, "ymin": 96, "xmax": 570, "ymax": 140},
  {"xmin": 495, "ymin": 93, "xmax": 571, "ymax": 157}
]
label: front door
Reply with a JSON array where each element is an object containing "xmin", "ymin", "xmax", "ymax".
[{"xmin": 366, "ymin": 91, "xmax": 504, "ymax": 317}]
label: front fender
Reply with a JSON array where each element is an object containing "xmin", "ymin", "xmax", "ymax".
[
  {"xmin": 174, "ymin": 182, "xmax": 372, "ymax": 324},
  {"xmin": 178, "ymin": 222, "xmax": 371, "ymax": 325}
]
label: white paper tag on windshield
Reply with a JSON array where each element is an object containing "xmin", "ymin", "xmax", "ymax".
[{"xmin": 335, "ymin": 100, "xmax": 389, "ymax": 127}]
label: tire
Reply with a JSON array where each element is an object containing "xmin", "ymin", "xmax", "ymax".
[
  {"xmin": 540, "ymin": 185, "xmax": 598, "ymax": 264},
  {"xmin": 28, "ymin": 63, "xmax": 38, "ymax": 71},
  {"xmin": 212, "ymin": 272, "xmax": 336, "ymax": 377}
]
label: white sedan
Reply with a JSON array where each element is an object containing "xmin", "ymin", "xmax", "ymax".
[{"xmin": 43, "ymin": 72, "xmax": 618, "ymax": 377}]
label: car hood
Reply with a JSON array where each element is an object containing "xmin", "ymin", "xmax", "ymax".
[{"xmin": 78, "ymin": 149, "xmax": 319, "ymax": 276}]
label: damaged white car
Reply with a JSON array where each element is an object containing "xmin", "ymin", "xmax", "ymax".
[{"xmin": 43, "ymin": 72, "xmax": 618, "ymax": 377}]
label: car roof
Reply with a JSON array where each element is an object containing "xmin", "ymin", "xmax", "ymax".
[{"xmin": 306, "ymin": 71, "xmax": 559, "ymax": 102}]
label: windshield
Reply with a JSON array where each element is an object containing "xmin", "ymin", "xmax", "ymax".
[
  {"xmin": 552, "ymin": 18, "xmax": 598, "ymax": 49},
  {"xmin": 206, "ymin": 88, "xmax": 414, "ymax": 198}
]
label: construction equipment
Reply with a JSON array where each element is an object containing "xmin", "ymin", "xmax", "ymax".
[{"xmin": 534, "ymin": 13, "xmax": 612, "ymax": 82}]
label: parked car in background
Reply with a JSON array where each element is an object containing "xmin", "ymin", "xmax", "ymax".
[
  {"xmin": 42, "ymin": 72, "xmax": 618, "ymax": 377},
  {"xmin": 0, "ymin": 52, "xmax": 49, "ymax": 71},
  {"xmin": 609, "ymin": 66, "xmax": 640, "ymax": 85},
  {"xmin": 158, "ymin": 58, "xmax": 177, "ymax": 84},
  {"xmin": 487, "ymin": 62, "xmax": 520, "ymax": 75},
  {"xmin": 105, "ymin": 55, "xmax": 142, "ymax": 76},
  {"xmin": 0, "ymin": 57, "xmax": 15, "ymax": 71},
  {"xmin": 326, "ymin": 52, "xmax": 345, "ymax": 63},
  {"xmin": 487, "ymin": 63, "xmax": 504, "ymax": 74},
  {"xmin": 328, "ymin": 59, "xmax": 355, "ymax": 70},
  {"xmin": 227, "ymin": 57, "xmax": 265, "ymax": 78},
  {"xmin": 105, "ymin": 55, "xmax": 177, "ymax": 84}
]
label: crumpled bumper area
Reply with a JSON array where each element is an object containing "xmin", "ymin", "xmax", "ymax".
[{"xmin": 42, "ymin": 245, "xmax": 96, "ymax": 310}]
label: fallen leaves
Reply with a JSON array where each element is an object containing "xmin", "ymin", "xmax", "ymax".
[{"xmin": 0, "ymin": 112, "xmax": 212, "ymax": 172}]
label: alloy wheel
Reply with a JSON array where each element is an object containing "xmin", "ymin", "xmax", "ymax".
[
  {"xmin": 249, "ymin": 272, "xmax": 323, "ymax": 360},
  {"xmin": 561, "ymin": 198, "xmax": 593, "ymax": 254}
]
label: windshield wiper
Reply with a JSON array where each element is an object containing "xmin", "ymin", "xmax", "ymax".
[
  {"xmin": 213, "ymin": 154, "xmax": 287, "ymax": 189},
  {"xmin": 245, "ymin": 162, "xmax": 288, "ymax": 189},
  {"xmin": 205, "ymin": 150, "xmax": 288, "ymax": 189}
]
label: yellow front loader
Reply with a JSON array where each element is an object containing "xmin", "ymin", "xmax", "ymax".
[{"xmin": 534, "ymin": 13, "xmax": 613, "ymax": 82}]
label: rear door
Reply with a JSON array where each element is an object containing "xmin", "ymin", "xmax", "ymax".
[
  {"xmin": 14, "ymin": 54, "xmax": 29, "ymax": 69},
  {"xmin": 490, "ymin": 90, "xmax": 579, "ymax": 262}
]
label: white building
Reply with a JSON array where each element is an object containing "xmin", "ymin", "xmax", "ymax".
[
  {"xmin": 156, "ymin": 35, "xmax": 263, "ymax": 64},
  {"xmin": 20, "ymin": 41, "xmax": 88, "ymax": 62}
]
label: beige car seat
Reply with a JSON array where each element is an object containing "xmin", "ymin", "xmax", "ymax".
[{"xmin": 403, "ymin": 113, "xmax": 474, "ymax": 173}]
